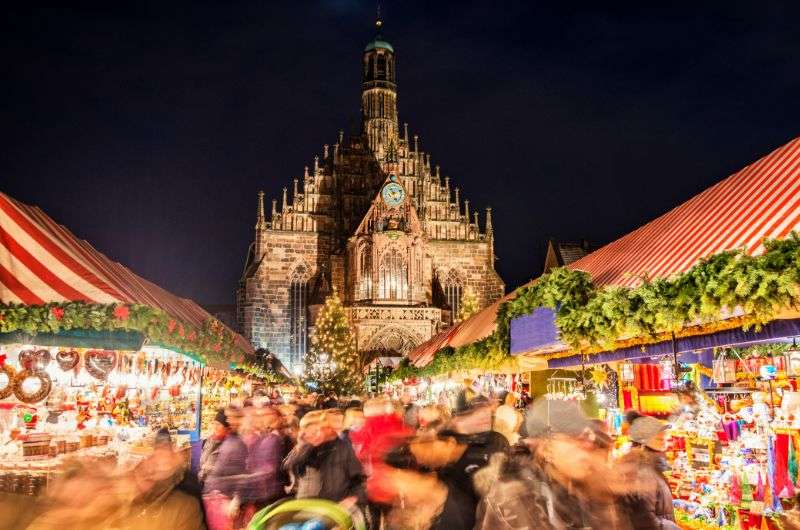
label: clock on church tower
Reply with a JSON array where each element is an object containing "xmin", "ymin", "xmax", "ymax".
[{"xmin": 381, "ymin": 175, "xmax": 405, "ymax": 207}]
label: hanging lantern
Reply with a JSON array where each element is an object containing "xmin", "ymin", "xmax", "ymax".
[
  {"xmin": 713, "ymin": 353, "xmax": 737, "ymax": 384},
  {"xmin": 659, "ymin": 357, "xmax": 676, "ymax": 382},
  {"xmin": 620, "ymin": 360, "xmax": 635, "ymax": 385},
  {"xmin": 785, "ymin": 338, "xmax": 800, "ymax": 377}
]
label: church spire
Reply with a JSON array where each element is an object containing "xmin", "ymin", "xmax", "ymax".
[
  {"xmin": 255, "ymin": 190, "xmax": 266, "ymax": 230},
  {"xmin": 362, "ymin": 9, "xmax": 398, "ymax": 154},
  {"xmin": 254, "ymin": 190, "xmax": 266, "ymax": 259}
]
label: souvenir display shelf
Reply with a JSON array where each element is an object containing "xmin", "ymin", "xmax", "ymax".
[{"xmin": 0, "ymin": 343, "xmax": 199, "ymax": 496}]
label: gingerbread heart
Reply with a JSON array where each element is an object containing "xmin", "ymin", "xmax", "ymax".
[
  {"xmin": 19, "ymin": 349, "xmax": 51, "ymax": 370},
  {"xmin": 56, "ymin": 350, "xmax": 80, "ymax": 371},
  {"xmin": 85, "ymin": 350, "xmax": 117, "ymax": 381}
]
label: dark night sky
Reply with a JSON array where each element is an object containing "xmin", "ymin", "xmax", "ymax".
[{"xmin": 2, "ymin": 1, "xmax": 799, "ymax": 305}]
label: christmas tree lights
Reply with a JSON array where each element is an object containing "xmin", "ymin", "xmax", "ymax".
[{"xmin": 304, "ymin": 289, "xmax": 362, "ymax": 395}]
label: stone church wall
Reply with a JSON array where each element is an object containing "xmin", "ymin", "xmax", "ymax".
[
  {"xmin": 427, "ymin": 239, "xmax": 504, "ymax": 307},
  {"xmin": 239, "ymin": 230, "xmax": 332, "ymax": 359}
]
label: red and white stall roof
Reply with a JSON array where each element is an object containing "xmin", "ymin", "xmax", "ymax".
[
  {"xmin": 0, "ymin": 191, "xmax": 252, "ymax": 353},
  {"xmin": 569, "ymin": 136, "xmax": 800, "ymax": 287}
]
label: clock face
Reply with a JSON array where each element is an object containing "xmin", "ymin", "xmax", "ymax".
[{"xmin": 381, "ymin": 182, "xmax": 406, "ymax": 207}]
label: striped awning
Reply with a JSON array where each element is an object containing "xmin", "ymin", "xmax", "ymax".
[
  {"xmin": 0, "ymin": 192, "xmax": 252, "ymax": 354},
  {"xmin": 569, "ymin": 136, "xmax": 800, "ymax": 287}
]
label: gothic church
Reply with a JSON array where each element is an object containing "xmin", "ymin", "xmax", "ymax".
[{"xmin": 237, "ymin": 20, "xmax": 504, "ymax": 370}]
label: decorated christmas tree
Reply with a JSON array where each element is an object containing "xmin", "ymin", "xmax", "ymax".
[
  {"xmin": 458, "ymin": 286, "xmax": 479, "ymax": 322},
  {"xmin": 304, "ymin": 289, "xmax": 362, "ymax": 395}
]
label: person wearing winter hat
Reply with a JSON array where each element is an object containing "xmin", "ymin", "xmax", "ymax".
[
  {"xmin": 199, "ymin": 409, "xmax": 230, "ymax": 485},
  {"xmin": 628, "ymin": 415, "xmax": 669, "ymax": 451},
  {"xmin": 476, "ymin": 397, "xmax": 633, "ymax": 530},
  {"xmin": 619, "ymin": 415, "xmax": 679, "ymax": 530}
]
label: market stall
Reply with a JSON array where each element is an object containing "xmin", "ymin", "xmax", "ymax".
[
  {"xmin": 500, "ymin": 137, "xmax": 800, "ymax": 527},
  {"xmin": 0, "ymin": 191, "xmax": 253, "ymax": 496}
]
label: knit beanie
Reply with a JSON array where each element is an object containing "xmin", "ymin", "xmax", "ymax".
[{"xmin": 628, "ymin": 415, "xmax": 667, "ymax": 448}]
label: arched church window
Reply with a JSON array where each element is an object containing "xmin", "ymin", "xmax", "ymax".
[
  {"xmin": 444, "ymin": 270, "xmax": 463, "ymax": 322},
  {"xmin": 379, "ymin": 248, "xmax": 408, "ymax": 301},
  {"xmin": 289, "ymin": 266, "xmax": 308, "ymax": 365},
  {"xmin": 359, "ymin": 244, "xmax": 372, "ymax": 299}
]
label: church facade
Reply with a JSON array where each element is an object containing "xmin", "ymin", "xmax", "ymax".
[{"xmin": 236, "ymin": 21, "xmax": 504, "ymax": 370}]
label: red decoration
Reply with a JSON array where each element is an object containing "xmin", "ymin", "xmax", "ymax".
[
  {"xmin": 178, "ymin": 325, "xmax": 185, "ymax": 338},
  {"xmin": 213, "ymin": 343, "xmax": 221, "ymax": 352},
  {"xmin": 113, "ymin": 305, "xmax": 130, "ymax": 320},
  {"xmin": 51, "ymin": 307, "xmax": 64, "ymax": 320},
  {"xmin": 167, "ymin": 319, "xmax": 177, "ymax": 332},
  {"xmin": 188, "ymin": 330, "xmax": 196, "ymax": 341},
  {"xmin": 0, "ymin": 354, "xmax": 5, "ymax": 366}
]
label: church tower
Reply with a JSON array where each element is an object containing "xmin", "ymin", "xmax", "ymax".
[
  {"xmin": 361, "ymin": 16, "xmax": 398, "ymax": 157},
  {"xmin": 237, "ymin": 16, "xmax": 504, "ymax": 370}
]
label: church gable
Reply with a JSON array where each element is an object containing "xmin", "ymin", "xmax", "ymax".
[{"xmin": 354, "ymin": 175, "xmax": 423, "ymax": 237}]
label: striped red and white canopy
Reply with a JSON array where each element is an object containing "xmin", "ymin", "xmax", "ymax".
[
  {"xmin": 0, "ymin": 191, "xmax": 250, "ymax": 352},
  {"xmin": 569, "ymin": 136, "xmax": 800, "ymax": 287}
]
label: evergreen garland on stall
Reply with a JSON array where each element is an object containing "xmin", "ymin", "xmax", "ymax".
[
  {"xmin": 0, "ymin": 302, "xmax": 248, "ymax": 365},
  {"xmin": 391, "ymin": 234, "xmax": 800, "ymax": 380},
  {"xmin": 303, "ymin": 290, "xmax": 362, "ymax": 395}
]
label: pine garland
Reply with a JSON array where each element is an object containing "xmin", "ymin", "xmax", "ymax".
[
  {"xmin": 0, "ymin": 301, "xmax": 248, "ymax": 365},
  {"xmin": 393, "ymin": 234, "xmax": 800, "ymax": 380},
  {"xmin": 498, "ymin": 234, "xmax": 800, "ymax": 351}
]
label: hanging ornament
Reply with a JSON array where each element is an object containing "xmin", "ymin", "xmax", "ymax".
[
  {"xmin": 620, "ymin": 360, "xmax": 635, "ymax": 384},
  {"xmin": 85, "ymin": 350, "xmax": 117, "ymax": 381},
  {"xmin": 591, "ymin": 365, "xmax": 609, "ymax": 389},
  {"xmin": 19, "ymin": 349, "xmax": 51, "ymax": 370},
  {"xmin": 56, "ymin": 350, "xmax": 80, "ymax": 371}
]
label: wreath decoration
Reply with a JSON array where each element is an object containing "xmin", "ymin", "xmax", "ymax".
[
  {"xmin": 11, "ymin": 350, "xmax": 53, "ymax": 405},
  {"xmin": 13, "ymin": 369, "xmax": 52, "ymax": 404},
  {"xmin": 0, "ymin": 360, "xmax": 16, "ymax": 400},
  {"xmin": 56, "ymin": 350, "xmax": 80, "ymax": 371},
  {"xmin": 85, "ymin": 350, "xmax": 117, "ymax": 381}
]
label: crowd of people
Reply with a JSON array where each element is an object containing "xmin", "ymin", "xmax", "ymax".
[{"xmin": 3, "ymin": 388, "xmax": 750, "ymax": 530}]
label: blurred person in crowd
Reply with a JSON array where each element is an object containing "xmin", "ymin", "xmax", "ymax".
[
  {"xmin": 400, "ymin": 390, "xmax": 420, "ymax": 429},
  {"xmin": 343, "ymin": 407, "xmax": 366, "ymax": 438},
  {"xmin": 350, "ymin": 398, "xmax": 413, "ymax": 529},
  {"xmin": 321, "ymin": 393, "xmax": 339, "ymax": 409},
  {"xmin": 417, "ymin": 404, "xmax": 450, "ymax": 437},
  {"xmin": 26, "ymin": 430, "xmax": 205, "ymax": 530},
  {"xmin": 622, "ymin": 409, "xmax": 643, "ymax": 436},
  {"xmin": 199, "ymin": 408, "xmax": 230, "ymax": 485},
  {"xmin": 202, "ymin": 408, "xmax": 249, "ymax": 529},
  {"xmin": 619, "ymin": 415, "xmax": 679, "ymax": 530},
  {"xmin": 326, "ymin": 407, "xmax": 345, "ymax": 433},
  {"xmin": 493, "ymin": 391, "xmax": 523, "ymax": 445},
  {"xmin": 433, "ymin": 395, "xmax": 508, "ymax": 528},
  {"xmin": 384, "ymin": 428, "xmax": 474, "ymax": 529},
  {"xmin": 283, "ymin": 410, "xmax": 366, "ymax": 507},
  {"xmin": 246, "ymin": 406, "xmax": 288, "ymax": 506},
  {"xmin": 475, "ymin": 398, "xmax": 635, "ymax": 530},
  {"xmin": 282, "ymin": 414, "xmax": 300, "ymax": 449}
]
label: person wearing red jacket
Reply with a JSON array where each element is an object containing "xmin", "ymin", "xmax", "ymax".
[{"xmin": 349, "ymin": 398, "xmax": 413, "ymax": 529}]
